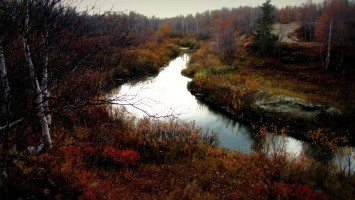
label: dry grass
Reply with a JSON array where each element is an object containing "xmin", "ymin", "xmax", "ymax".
[
  {"xmin": 186, "ymin": 40, "xmax": 355, "ymax": 133},
  {"xmin": 1, "ymin": 105, "xmax": 355, "ymax": 199},
  {"xmin": 1, "ymin": 38, "xmax": 354, "ymax": 199}
]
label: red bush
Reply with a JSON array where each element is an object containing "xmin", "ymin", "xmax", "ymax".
[
  {"xmin": 56, "ymin": 143, "xmax": 140, "ymax": 168},
  {"xmin": 257, "ymin": 181, "xmax": 327, "ymax": 199}
]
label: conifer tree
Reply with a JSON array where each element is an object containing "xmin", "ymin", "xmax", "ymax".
[{"xmin": 252, "ymin": 0, "xmax": 277, "ymax": 56}]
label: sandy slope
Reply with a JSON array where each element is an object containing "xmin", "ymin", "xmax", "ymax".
[{"xmin": 272, "ymin": 22, "xmax": 301, "ymax": 43}]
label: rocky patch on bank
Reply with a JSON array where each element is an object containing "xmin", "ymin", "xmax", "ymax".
[
  {"xmin": 250, "ymin": 91, "xmax": 343, "ymax": 127},
  {"xmin": 188, "ymin": 83, "xmax": 346, "ymax": 134}
]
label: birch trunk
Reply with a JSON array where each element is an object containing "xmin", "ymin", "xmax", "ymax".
[
  {"xmin": 42, "ymin": 55, "xmax": 51, "ymax": 126},
  {"xmin": 23, "ymin": 4, "xmax": 51, "ymax": 152},
  {"xmin": 42, "ymin": 30, "xmax": 51, "ymax": 126},
  {"xmin": 326, "ymin": 19, "xmax": 332, "ymax": 70},
  {"xmin": 39, "ymin": 0, "xmax": 52, "ymax": 127},
  {"xmin": 0, "ymin": 44, "xmax": 11, "ymax": 117}
]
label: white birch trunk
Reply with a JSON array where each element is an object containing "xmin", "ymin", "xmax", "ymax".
[
  {"xmin": 0, "ymin": 44, "xmax": 11, "ymax": 116},
  {"xmin": 23, "ymin": 4, "xmax": 51, "ymax": 152},
  {"xmin": 42, "ymin": 31, "xmax": 51, "ymax": 126},
  {"xmin": 326, "ymin": 19, "xmax": 332, "ymax": 70},
  {"xmin": 42, "ymin": 56, "xmax": 51, "ymax": 126}
]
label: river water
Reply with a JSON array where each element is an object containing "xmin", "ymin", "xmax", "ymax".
[{"xmin": 112, "ymin": 54, "xmax": 354, "ymax": 171}]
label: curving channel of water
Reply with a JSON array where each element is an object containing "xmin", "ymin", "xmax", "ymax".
[{"xmin": 112, "ymin": 54, "xmax": 354, "ymax": 171}]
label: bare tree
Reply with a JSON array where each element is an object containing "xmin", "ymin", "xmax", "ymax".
[
  {"xmin": 298, "ymin": 1, "xmax": 319, "ymax": 41},
  {"xmin": 316, "ymin": 0, "xmax": 353, "ymax": 72},
  {"xmin": 0, "ymin": 0, "xmax": 17, "ymax": 120},
  {"xmin": 216, "ymin": 17, "xmax": 236, "ymax": 60},
  {"xmin": 0, "ymin": 0, "xmax": 139, "ymax": 154},
  {"xmin": 22, "ymin": 0, "xmax": 52, "ymax": 152}
]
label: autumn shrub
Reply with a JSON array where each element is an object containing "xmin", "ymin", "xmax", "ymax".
[
  {"xmin": 182, "ymin": 43, "xmax": 219, "ymax": 77},
  {"xmin": 135, "ymin": 118, "xmax": 218, "ymax": 163},
  {"xmin": 167, "ymin": 182, "xmax": 215, "ymax": 200},
  {"xmin": 185, "ymin": 43, "xmax": 266, "ymax": 115},
  {"xmin": 303, "ymin": 129, "xmax": 355, "ymax": 198},
  {"xmin": 250, "ymin": 125, "xmax": 355, "ymax": 199},
  {"xmin": 196, "ymin": 32, "xmax": 211, "ymax": 41},
  {"xmin": 190, "ymin": 71, "xmax": 259, "ymax": 113},
  {"xmin": 113, "ymin": 39, "xmax": 181, "ymax": 81},
  {"xmin": 45, "ymin": 142, "xmax": 140, "ymax": 199},
  {"xmin": 250, "ymin": 126, "xmax": 324, "ymax": 198},
  {"xmin": 181, "ymin": 63, "xmax": 204, "ymax": 77},
  {"xmin": 57, "ymin": 143, "xmax": 140, "ymax": 168},
  {"xmin": 0, "ymin": 148, "xmax": 74, "ymax": 199},
  {"xmin": 114, "ymin": 56, "xmax": 160, "ymax": 80},
  {"xmin": 305, "ymin": 129, "xmax": 349, "ymax": 174},
  {"xmin": 48, "ymin": 152, "xmax": 98, "ymax": 199},
  {"xmin": 167, "ymin": 31, "xmax": 184, "ymax": 39},
  {"xmin": 273, "ymin": 43, "xmax": 312, "ymax": 64},
  {"xmin": 175, "ymin": 38, "xmax": 199, "ymax": 50},
  {"xmin": 256, "ymin": 181, "xmax": 327, "ymax": 200},
  {"xmin": 138, "ymin": 57, "xmax": 160, "ymax": 73},
  {"xmin": 165, "ymin": 45, "xmax": 181, "ymax": 59}
]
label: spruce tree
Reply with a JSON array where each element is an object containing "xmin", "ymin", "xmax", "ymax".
[{"xmin": 253, "ymin": 0, "xmax": 277, "ymax": 56}]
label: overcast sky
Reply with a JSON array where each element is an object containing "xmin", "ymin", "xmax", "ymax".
[{"xmin": 72, "ymin": 0, "xmax": 324, "ymax": 18}]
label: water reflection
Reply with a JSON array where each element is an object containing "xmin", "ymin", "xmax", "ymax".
[
  {"xmin": 303, "ymin": 142, "xmax": 355, "ymax": 173},
  {"xmin": 113, "ymin": 54, "xmax": 254, "ymax": 152},
  {"xmin": 112, "ymin": 54, "xmax": 353, "ymax": 171}
]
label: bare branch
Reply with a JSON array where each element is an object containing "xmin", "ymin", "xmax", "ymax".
[{"xmin": 0, "ymin": 118, "xmax": 23, "ymax": 132}]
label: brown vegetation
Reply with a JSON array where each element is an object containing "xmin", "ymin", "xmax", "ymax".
[
  {"xmin": 184, "ymin": 39, "xmax": 354, "ymax": 135},
  {"xmin": 1, "ymin": 0, "xmax": 355, "ymax": 199},
  {"xmin": 3, "ymin": 110, "xmax": 355, "ymax": 199}
]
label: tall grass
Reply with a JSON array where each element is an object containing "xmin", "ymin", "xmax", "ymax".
[
  {"xmin": 135, "ymin": 117, "xmax": 218, "ymax": 163},
  {"xmin": 251, "ymin": 126, "xmax": 355, "ymax": 199}
]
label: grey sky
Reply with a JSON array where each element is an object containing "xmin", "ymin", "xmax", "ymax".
[{"xmin": 74, "ymin": 0, "xmax": 323, "ymax": 18}]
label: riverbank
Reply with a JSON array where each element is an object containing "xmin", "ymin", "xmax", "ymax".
[
  {"xmin": 4, "ymin": 51, "xmax": 355, "ymax": 200},
  {"xmin": 8, "ymin": 109, "xmax": 355, "ymax": 199},
  {"xmin": 183, "ymin": 40, "xmax": 355, "ymax": 142},
  {"xmin": 110, "ymin": 39, "xmax": 182, "ymax": 86}
]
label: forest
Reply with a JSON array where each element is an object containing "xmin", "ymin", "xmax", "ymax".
[{"xmin": 0, "ymin": 0, "xmax": 355, "ymax": 199}]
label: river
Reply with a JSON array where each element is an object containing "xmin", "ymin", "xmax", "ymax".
[{"xmin": 112, "ymin": 54, "xmax": 354, "ymax": 171}]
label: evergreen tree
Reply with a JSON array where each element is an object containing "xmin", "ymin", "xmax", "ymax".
[{"xmin": 252, "ymin": 0, "xmax": 277, "ymax": 56}]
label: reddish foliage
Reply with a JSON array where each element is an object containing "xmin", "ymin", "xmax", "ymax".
[
  {"xmin": 257, "ymin": 181, "xmax": 328, "ymax": 199},
  {"xmin": 56, "ymin": 142, "xmax": 140, "ymax": 167},
  {"xmin": 76, "ymin": 171, "xmax": 98, "ymax": 200}
]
